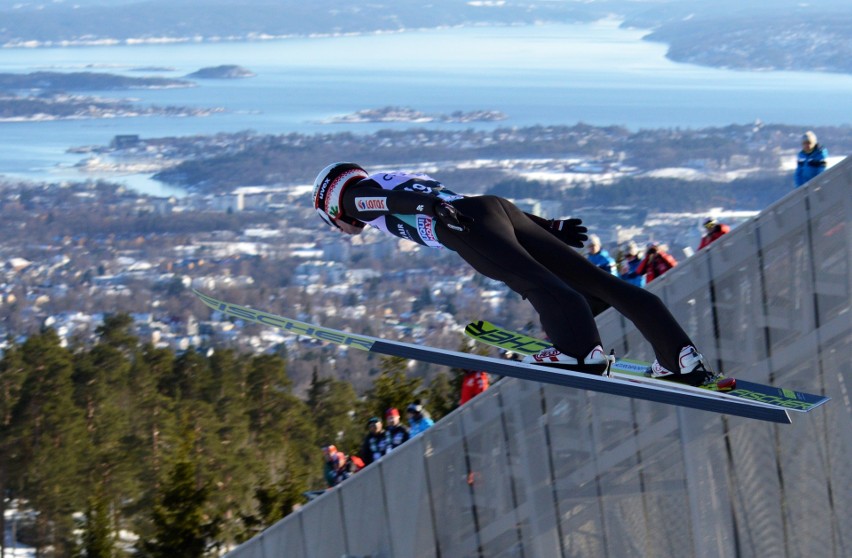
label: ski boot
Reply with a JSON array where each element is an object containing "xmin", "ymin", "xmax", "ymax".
[
  {"xmin": 646, "ymin": 346, "xmax": 734, "ymax": 390},
  {"xmin": 523, "ymin": 345, "xmax": 614, "ymax": 377}
]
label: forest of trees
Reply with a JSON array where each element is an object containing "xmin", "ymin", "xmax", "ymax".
[{"xmin": 0, "ymin": 314, "xmax": 473, "ymax": 557}]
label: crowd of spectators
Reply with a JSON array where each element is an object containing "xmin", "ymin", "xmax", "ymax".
[{"xmin": 322, "ymin": 390, "xmax": 489, "ymax": 489}]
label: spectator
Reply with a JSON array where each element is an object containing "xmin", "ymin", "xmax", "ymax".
[
  {"xmin": 385, "ymin": 407, "xmax": 410, "ymax": 449},
  {"xmin": 460, "ymin": 369, "xmax": 490, "ymax": 404},
  {"xmin": 359, "ymin": 416, "xmax": 392, "ymax": 466},
  {"xmin": 322, "ymin": 445, "xmax": 360, "ymax": 488},
  {"xmin": 795, "ymin": 131, "xmax": 828, "ymax": 188},
  {"xmin": 618, "ymin": 241, "xmax": 646, "ymax": 287},
  {"xmin": 407, "ymin": 401, "xmax": 434, "ymax": 437},
  {"xmin": 698, "ymin": 218, "xmax": 730, "ymax": 250},
  {"xmin": 636, "ymin": 242, "xmax": 677, "ymax": 283},
  {"xmin": 586, "ymin": 234, "xmax": 617, "ymax": 275}
]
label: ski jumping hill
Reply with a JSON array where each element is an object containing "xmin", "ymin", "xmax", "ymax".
[{"xmin": 225, "ymin": 156, "xmax": 851, "ymax": 558}]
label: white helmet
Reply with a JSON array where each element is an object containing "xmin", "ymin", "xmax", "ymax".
[{"xmin": 312, "ymin": 162, "xmax": 369, "ymax": 229}]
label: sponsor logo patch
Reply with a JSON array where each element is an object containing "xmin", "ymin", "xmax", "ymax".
[
  {"xmin": 533, "ymin": 347, "xmax": 563, "ymax": 362},
  {"xmin": 355, "ymin": 197, "xmax": 389, "ymax": 211},
  {"xmin": 416, "ymin": 215, "xmax": 437, "ymax": 244},
  {"xmin": 396, "ymin": 223, "xmax": 413, "ymax": 241}
]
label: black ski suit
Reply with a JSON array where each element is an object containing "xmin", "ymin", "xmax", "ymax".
[{"xmin": 341, "ymin": 172, "xmax": 693, "ymax": 373}]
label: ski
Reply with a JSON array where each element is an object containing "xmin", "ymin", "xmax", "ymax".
[
  {"xmin": 464, "ymin": 320, "xmax": 829, "ymax": 413},
  {"xmin": 193, "ymin": 290, "xmax": 792, "ymax": 424}
]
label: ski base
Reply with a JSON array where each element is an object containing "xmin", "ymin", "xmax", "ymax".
[
  {"xmin": 464, "ymin": 320, "xmax": 829, "ymax": 413},
  {"xmin": 193, "ymin": 290, "xmax": 793, "ymax": 424}
]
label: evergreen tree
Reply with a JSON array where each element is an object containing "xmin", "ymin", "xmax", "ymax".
[
  {"xmin": 125, "ymin": 344, "xmax": 177, "ymax": 515},
  {"xmin": 244, "ymin": 355, "xmax": 317, "ymax": 527},
  {"xmin": 95, "ymin": 313, "xmax": 137, "ymax": 351},
  {"xmin": 73, "ymin": 329, "xmax": 136, "ymax": 516},
  {"xmin": 426, "ymin": 371, "xmax": 456, "ymax": 421},
  {"xmin": 78, "ymin": 487, "xmax": 114, "ymax": 558},
  {"xmin": 246, "ymin": 354, "xmax": 289, "ymax": 439},
  {"xmin": 241, "ymin": 450, "xmax": 310, "ymax": 539},
  {"xmin": 0, "ymin": 340, "xmax": 26, "ymax": 427},
  {"xmin": 203, "ymin": 349, "xmax": 255, "ymax": 549},
  {"xmin": 137, "ymin": 436, "xmax": 219, "ymax": 558},
  {"xmin": 163, "ymin": 348, "xmax": 210, "ymax": 402},
  {"xmin": 164, "ymin": 350, "xmax": 220, "ymax": 481},
  {"xmin": 360, "ymin": 357, "xmax": 422, "ymax": 434},
  {"xmin": 306, "ymin": 367, "xmax": 357, "ymax": 447},
  {"xmin": 9, "ymin": 329, "xmax": 87, "ymax": 556},
  {"xmin": 0, "ymin": 340, "xmax": 26, "ymax": 555}
]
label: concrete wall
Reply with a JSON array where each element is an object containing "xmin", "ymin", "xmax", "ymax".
[{"xmin": 227, "ymin": 158, "xmax": 851, "ymax": 558}]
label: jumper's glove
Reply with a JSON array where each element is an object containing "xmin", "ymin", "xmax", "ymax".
[
  {"xmin": 434, "ymin": 201, "xmax": 473, "ymax": 233},
  {"xmin": 547, "ymin": 218, "xmax": 588, "ymax": 248}
]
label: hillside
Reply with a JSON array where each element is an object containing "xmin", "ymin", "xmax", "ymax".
[{"xmin": 2, "ymin": 1, "xmax": 852, "ymax": 75}]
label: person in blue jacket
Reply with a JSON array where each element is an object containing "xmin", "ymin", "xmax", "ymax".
[
  {"xmin": 586, "ymin": 234, "xmax": 617, "ymax": 275},
  {"xmin": 619, "ymin": 241, "xmax": 646, "ymax": 287},
  {"xmin": 406, "ymin": 402, "xmax": 434, "ymax": 437},
  {"xmin": 795, "ymin": 131, "xmax": 828, "ymax": 188}
]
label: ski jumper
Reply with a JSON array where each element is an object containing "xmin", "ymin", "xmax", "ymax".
[{"xmin": 341, "ymin": 172, "xmax": 695, "ymax": 373}]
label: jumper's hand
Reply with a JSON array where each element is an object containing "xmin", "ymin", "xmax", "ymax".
[
  {"xmin": 434, "ymin": 201, "xmax": 473, "ymax": 233},
  {"xmin": 548, "ymin": 218, "xmax": 588, "ymax": 248}
]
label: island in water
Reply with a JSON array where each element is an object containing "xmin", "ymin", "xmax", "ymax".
[
  {"xmin": 0, "ymin": 93, "xmax": 223, "ymax": 122},
  {"xmin": 0, "ymin": 70, "xmax": 222, "ymax": 122},
  {"xmin": 0, "ymin": 71, "xmax": 192, "ymax": 91},
  {"xmin": 323, "ymin": 106, "xmax": 507, "ymax": 124},
  {"xmin": 186, "ymin": 65, "xmax": 256, "ymax": 79}
]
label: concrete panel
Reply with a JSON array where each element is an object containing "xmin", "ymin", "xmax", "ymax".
[
  {"xmin": 499, "ymin": 380, "xmax": 562, "ymax": 558},
  {"xmin": 806, "ymin": 176, "xmax": 851, "ymax": 327},
  {"xmin": 817, "ymin": 329, "xmax": 852, "ymax": 558},
  {"xmin": 379, "ymin": 436, "xmax": 438, "ymax": 558},
  {"xmin": 588, "ymin": 394, "xmax": 651, "ymax": 558},
  {"xmin": 423, "ymin": 412, "xmax": 480, "ymax": 557},
  {"xmin": 660, "ymin": 248, "xmax": 716, "ymax": 354},
  {"xmin": 543, "ymin": 386, "xmax": 607, "ymax": 557},
  {"xmin": 340, "ymin": 462, "xmax": 393, "ymax": 557},
  {"xmin": 260, "ymin": 514, "xmax": 304, "ymax": 558},
  {"xmin": 461, "ymin": 388, "xmax": 523, "ymax": 558},
  {"xmin": 755, "ymin": 193, "xmax": 818, "ymax": 363},
  {"xmin": 231, "ymin": 535, "xmax": 264, "ymax": 558},
  {"xmin": 632, "ymin": 412, "xmax": 693, "ymax": 557},
  {"xmin": 299, "ymin": 490, "xmax": 346, "ymax": 558},
  {"xmin": 679, "ymin": 410, "xmax": 737, "ymax": 558},
  {"xmin": 708, "ymin": 221, "xmax": 770, "ymax": 379}
]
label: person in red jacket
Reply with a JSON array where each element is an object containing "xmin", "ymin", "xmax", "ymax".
[
  {"xmin": 460, "ymin": 369, "xmax": 489, "ymax": 404},
  {"xmin": 636, "ymin": 243, "xmax": 677, "ymax": 283},
  {"xmin": 698, "ymin": 218, "xmax": 730, "ymax": 250}
]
